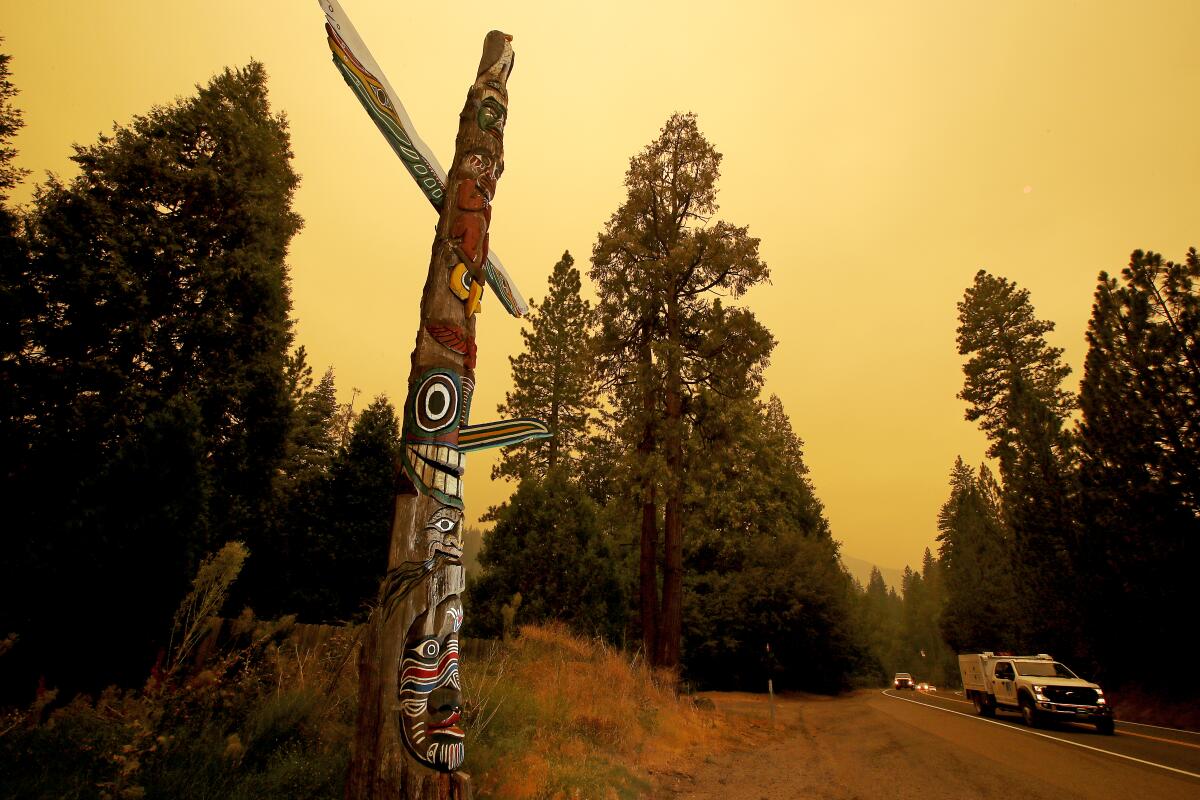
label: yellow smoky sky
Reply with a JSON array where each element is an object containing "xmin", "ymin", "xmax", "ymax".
[{"xmin": 5, "ymin": 1, "xmax": 1199, "ymax": 572}]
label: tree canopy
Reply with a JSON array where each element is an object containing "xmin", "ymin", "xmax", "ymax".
[{"xmin": 0, "ymin": 62, "xmax": 301, "ymax": 696}]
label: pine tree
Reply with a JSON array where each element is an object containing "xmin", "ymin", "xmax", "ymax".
[
  {"xmin": 679, "ymin": 394, "xmax": 859, "ymax": 692},
  {"xmin": 590, "ymin": 113, "xmax": 772, "ymax": 668},
  {"xmin": 493, "ymin": 250, "xmax": 597, "ymax": 482},
  {"xmin": 0, "ymin": 44, "xmax": 27, "ymax": 201},
  {"xmin": 0, "ymin": 62, "xmax": 301, "ymax": 696},
  {"xmin": 302, "ymin": 395, "xmax": 401, "ymax": 623},
  {"xmin": 957, "ymin": 270, "xmax": 1075, "ymax": 474},
  {"xmin": 955, "ymin": 271, "xmax": 1078, "ymax": 654},
  {"xmin": 936, "ymin": 458, "xmax": 1016, "ymax": 652},
  {"xmin": 1077, "ymin": 249, "xmax": 1200, "ymax": 686},
  {"xmin": 0, "ymin": 43, "xmax": 31, "ymax": 476}
]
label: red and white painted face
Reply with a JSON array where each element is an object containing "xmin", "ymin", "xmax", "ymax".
[{"xmin": 398, "ymin": 597, "xmax": 465, "ymax": 772}]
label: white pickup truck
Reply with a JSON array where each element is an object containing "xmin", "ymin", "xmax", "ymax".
[{"xmin": 958, "ymin": 652, "xmax": 1114, "ymax": 734}]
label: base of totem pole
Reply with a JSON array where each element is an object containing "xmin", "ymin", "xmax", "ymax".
[{"xmin": 450, "ymin": 773, "xmax": 473, "ymax": 800}]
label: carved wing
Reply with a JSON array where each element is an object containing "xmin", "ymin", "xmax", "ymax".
[
  {"xmin": 458, "ymin": 419, "xmax": 551, "ymax": 452},
  {"xmin": 319, "ymin": 0, "xmax": 530, "ymax": 317}
]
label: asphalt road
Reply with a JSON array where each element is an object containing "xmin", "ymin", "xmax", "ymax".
[{"xmin": 665, "ymin": 689, "xmax": 1200, "ymax": 799}]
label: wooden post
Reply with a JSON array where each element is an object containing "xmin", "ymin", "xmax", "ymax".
[{"xmin": 321, "ymin": 9, "xmax": 549, "ymax": 797}]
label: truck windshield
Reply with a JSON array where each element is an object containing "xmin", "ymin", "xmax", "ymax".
[{"xmin": 1015, "ymin": 661, "xmax": 1077, "ymax": 679}]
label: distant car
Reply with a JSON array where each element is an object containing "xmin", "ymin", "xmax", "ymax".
[
  {"xmin": 917, "ymin": 682, "xmax": 936, "ymax": 692},
  {"xmin": 894, "ymin": 673, "xmax": 915, "ymax": 690}
]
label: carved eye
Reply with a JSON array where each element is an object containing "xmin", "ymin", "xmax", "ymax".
[
  {"xmin": 421, "ymin": 641, "xmax": 439, "ymax": 659},
  {"xmin": 434, "ymin": 518, "xmax": 456, "ymax": 533},
  {"xmin": 415, "ymin": 373, "xmax": 459, "ymax": 432}
]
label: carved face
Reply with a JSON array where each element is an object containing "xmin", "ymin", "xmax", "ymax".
[
  {"xmin": 399, "ymin": 597, "xmax": 465, "ymax": 772},
  {"xmin": 464, "ymin": 150, "xmax": 502, "ymax": 202},
  {"xmin": 476, "ymin": 97, "xmax": 507, "ymax": 142},
  {"xmin": 424, "ymin": 506, "xmax": 464, "ymax": 562},
  {"xmin": 402, "ymin": 369, "xmax": 465, "ymax": 507}
]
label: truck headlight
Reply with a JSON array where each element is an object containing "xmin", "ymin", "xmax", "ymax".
[{"xmin": 1032, "ymin": 684, "xmax": 1047, "ymax": 701}]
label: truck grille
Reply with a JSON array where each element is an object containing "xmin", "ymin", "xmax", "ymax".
[{"xmin": 1043, "ymin": 686, "xmax": 1098, "ymax": 705}]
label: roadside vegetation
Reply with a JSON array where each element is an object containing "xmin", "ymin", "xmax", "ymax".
[{"xmin": 0, "ymin": 546, "xmax": 723, "ymax": 799}]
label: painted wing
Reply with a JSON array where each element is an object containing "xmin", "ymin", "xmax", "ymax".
[
  {"xmin": 458, "ymin": 419, "xmax": 551, "ymax": 452},
  {"xmin": 319, "ymin": 0, "xmax": 530, "ymax": 317}
]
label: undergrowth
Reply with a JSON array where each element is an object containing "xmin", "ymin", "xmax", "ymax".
[
  {"xmin": 462, "ymin": 623, "xmax": 725, "ymax": 799},
  {"xmin": 0, "ymin": 544, "xmax": 358, "ymax": 800},
  {"xmin": 1, "ymin": 545, "xmax": 724, "ymax": 799}
]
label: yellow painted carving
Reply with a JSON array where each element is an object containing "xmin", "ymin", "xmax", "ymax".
[{"xmin": 451, "ymin": 262, "xmax": 485, "ymax": 316}]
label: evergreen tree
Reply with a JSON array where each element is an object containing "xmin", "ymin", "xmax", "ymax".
[
  {"xmin": 281, "ymin": 356, "xmax": 341, "ymax": 492},
  {"xmin": 590, "ymin": 113, "xmax": 773, "ymax": 668},
  {"xmin": 0, "ymin": 62, "xmax": 300, "ymax": 696},
  {"xmin": 236, "ymin": 352, "xmax": 342, "ymax": 619},
  {"xmin": 467, "ymin": 470, "xmax": 625, "ymax": 641},
  {"xmin": 297, "ymin": 395, "xmax": 401, "ymax": 623},
  {"xmin": 855, "ymin": 566, "xmax": 904, "ymax": 683},
  {"xmin": 0, "ymin": 44, "xmax": 26, "ymax": 201},
  {"xmin": 680, "ymin": 394, "xmax": 860, "ymax": 692},
  {"xmin": 955, "ymin": 271, "xmax": 1078, "ymax": 654},
  {"xmin": 936, "ymin": 458, "xmax": 1016, "ymax": 652},
  {"xmin": 1077, "ymin": 249, "xmax": 1200, "ymax": 686},
  {"xmin": 957, "ymin": 270, "xmax": 1074, "ymax": 473},
  {"xmin": 493, "ymin": 250, "xmax": 597, "ymax": 482},
  {"xmin": 0, "ymin": 43, "xmax": 31, "ymax": 475}
]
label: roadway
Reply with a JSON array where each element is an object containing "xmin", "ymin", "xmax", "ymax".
[
  {"xmin": 670, "ymin": 689, "xmax": 1200, "ymax": 799},
  {"xmin": 880, "ymin": 687, "xmax": 1200, "ymax": 790}
]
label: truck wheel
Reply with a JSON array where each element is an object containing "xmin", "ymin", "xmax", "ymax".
[
  {"xmin": 1020, "ymin": 697, "xmax": 1041, "ymax": 728},
  {"xmin": 972, "ymin": 694, "xmax": 995, "ymax": 717},
  {"xmin": 1095, "ymin": 718, "xmax": 1115, "ymax": 735}
]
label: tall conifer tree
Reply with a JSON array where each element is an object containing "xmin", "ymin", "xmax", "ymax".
[
  {"xmin": 494, "ymin": 250, "xmax": 597, "ymax": 481},
  {"xmin": 936, "ymin": 458, "xmax": 1015, "ymax": 651},
  {"xmin": 956, "ymin": 271, "xmax": 1077, "ymax": 654},
  {"xmin": 1078, "ymin": 249, "xmax": 1200, "ymax": 685},
  {"xmin": 591, "ymin": 113, "xmax": 772, "ymax": 668}
]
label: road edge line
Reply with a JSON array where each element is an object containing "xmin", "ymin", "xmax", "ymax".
[{"xmin": 878, "ymin": 689, "xmax": 1200, "ymax": 781}]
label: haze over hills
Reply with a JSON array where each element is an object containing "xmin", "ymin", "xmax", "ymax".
[{"xmin": 840, "ymin": 554, "xmax": 905, "ymax": 592}]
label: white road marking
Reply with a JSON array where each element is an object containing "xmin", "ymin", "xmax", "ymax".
[
  {"xmin": 1116, "ymin": 719, "xmax": 1200, "ymax": 736},
  {"xmin": 879, "ymin": 690, "xmax": 1200, "ymax": 781}
]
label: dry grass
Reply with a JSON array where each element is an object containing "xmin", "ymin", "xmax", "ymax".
[{"xmin": 462, "ymin": 623, "xmax": 727, "ymax": 799}]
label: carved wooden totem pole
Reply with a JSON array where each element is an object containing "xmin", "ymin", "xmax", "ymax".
[{"xmin": 318, "ymin": 3, "xmax": 548, "ymax": 798}]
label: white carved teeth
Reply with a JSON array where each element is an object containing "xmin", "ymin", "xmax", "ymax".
[{"xmin": 406, "ymin": 444, "xmax": 465, "ymax": 499}]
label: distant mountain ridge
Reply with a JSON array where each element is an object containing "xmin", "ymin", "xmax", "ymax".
[{"xmin": 840, "ymin": 554, "xmax": 905, "ymax": 591}]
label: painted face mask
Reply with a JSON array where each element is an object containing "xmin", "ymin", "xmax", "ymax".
[
  {"xmin": 401, "ymin": 368, "xmax": 467, "ymax": 507},
  {"xmin": 401, "ymin": 367, "xmax": 552, "ymax": 508},
  {"xmin": 398, "ymin": 596, "xmax": 465, "ymax": 772}
]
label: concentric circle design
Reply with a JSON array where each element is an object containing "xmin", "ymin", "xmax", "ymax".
[{"xmin": 414, "ymin": 372, "xmax": 459, "ymax": 432}]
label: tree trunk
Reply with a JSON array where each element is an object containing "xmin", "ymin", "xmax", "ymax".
[
  {"xmin": 345, "ymin": 30, "xmax": 515, "ymax": 800},
  {"xmin": 638, "ymin": 338, "xmax": 660, "ymax": 662},
  {"xmin": 659, "ymin": 295, "xmax": 684, "ymax": 669}
]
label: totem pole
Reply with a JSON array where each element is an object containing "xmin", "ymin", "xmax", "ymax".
[{"xmin": 318, "ymin": 3, "xmax": 549, "ymax": 798}]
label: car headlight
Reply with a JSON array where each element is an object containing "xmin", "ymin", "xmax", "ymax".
[{"xmin": 1032, "ymin": 684, "xmax": 1047, "ymax": 701}]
